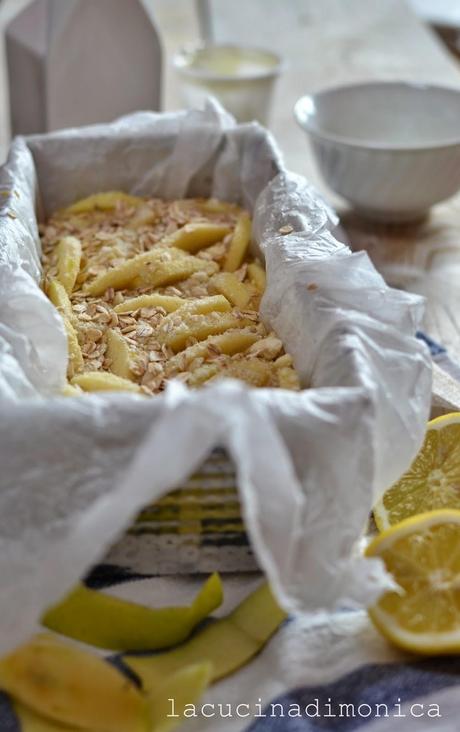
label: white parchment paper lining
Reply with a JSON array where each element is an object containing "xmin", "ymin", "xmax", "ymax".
[{"xmin": 0, "ymin": 103, "xmax": 431, "ymax": 653}]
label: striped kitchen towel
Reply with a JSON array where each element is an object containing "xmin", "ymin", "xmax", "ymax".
[
  {"xmin": 106, "ymin": 448, "xmax": 258, "ymax": 575},
  {"xmin": 1, "ymin": 566, "xmax": 458, "ymax": 731},
  {"xmin": 417, "ymin": 332, "xmax": 460, "ymax": 384}
]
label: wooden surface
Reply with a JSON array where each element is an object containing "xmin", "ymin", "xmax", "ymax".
[
  {"xmin": 159, "ymin": 0, "xmax": 460, "ymax": 410},
  {"xmin": 0, "ymin": 0, "xmax": 459, "ymax": 407}
]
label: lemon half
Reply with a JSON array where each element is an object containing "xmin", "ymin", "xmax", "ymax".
[
  {"xmin": 374, "ymin": 412, "xmax": 460, "ymax": 531},
  {"xmin": 366, "ymin": 509, "xmax": 460, "ymax": 654}
]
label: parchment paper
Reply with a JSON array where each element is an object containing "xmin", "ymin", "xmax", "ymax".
[{"xmin": 0, "ymin": 101, "xmax": 431, "ymax": 653}]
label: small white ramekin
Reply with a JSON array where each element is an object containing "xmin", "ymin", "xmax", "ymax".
[
  {"xmin": 294, "ymin": 81, "xmax": 460, "ymax": 222},
  {"xmin": 174, "ymin": 44, "xmax": 283, "ymax": 126}
]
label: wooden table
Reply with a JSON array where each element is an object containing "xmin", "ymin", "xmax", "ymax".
[
  {"xmin": 156, "ymin": 0, "xmax": 460, "ymax": 411},
  {"xmin": 0, "ymin": 0, "xmax": 459, "ymax": 408}
]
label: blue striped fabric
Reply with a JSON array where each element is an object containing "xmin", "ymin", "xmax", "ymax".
[
  {"xmin": 1, "ymin": 565, "xmax": 459, "ymax": 731},
  {"xmin": 417, "ymin": 331, "xmax": 460, "ymax": 383},
  {"xmin": 248, "ymin": 660, "xmax": 460, "ymax": 731},
  {"xmin": 0, "ymin": 692, "xmax": 16, "ymax": 731}
]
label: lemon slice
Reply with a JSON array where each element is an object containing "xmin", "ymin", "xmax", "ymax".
[
  {"xmin": 366, "ymin": 509, "xmax": 460, "ymax": 654},
  {"xmin": 373, "ymin": 412, "xmax": 460, "ymax": 531}
]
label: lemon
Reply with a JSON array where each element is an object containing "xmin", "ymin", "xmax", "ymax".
[
  {"xmin": 366, "ymin": 509, "xmax": 460, "ymax": 654},
  {"xmin": 374, "ymin": 412, "xmax": 460, "ymax": 531}
]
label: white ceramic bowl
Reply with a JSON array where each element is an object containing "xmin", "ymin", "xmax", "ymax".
[{"xmin": 294, "ymin": 81, "xmax": 460, "ymax": 222}]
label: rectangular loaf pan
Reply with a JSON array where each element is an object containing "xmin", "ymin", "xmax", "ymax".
[{"xmin": 0, "ymin": 102, "xmax": 431, "ymax": 652}]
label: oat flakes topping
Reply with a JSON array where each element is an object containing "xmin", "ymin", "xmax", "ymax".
[{"xmin": 41, "ymin": 193, "xmax": 300, "ymax": 394}]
